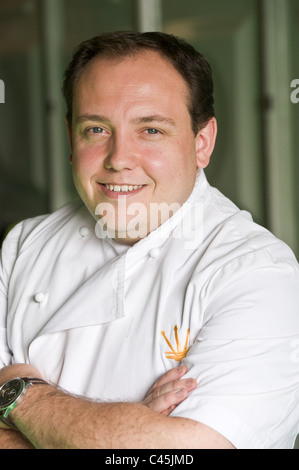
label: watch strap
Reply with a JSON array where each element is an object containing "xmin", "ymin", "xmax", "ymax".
[
  {"xmin": 0, "ymin": 414, "xmax": 18, "ymax": 430},
  {"xmin": 22, "ymin": 377, "xmax": 49, "ymax": 386}
]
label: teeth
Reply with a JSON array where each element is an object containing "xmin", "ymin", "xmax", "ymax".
[{"xmin": 105, "ymin": 184, "xmax": 143, "ymax": 192}]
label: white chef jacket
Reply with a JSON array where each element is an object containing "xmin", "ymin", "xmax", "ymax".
[{"xmin": 0, "ymin": 170, "xmax": 299, "ymax": 449}]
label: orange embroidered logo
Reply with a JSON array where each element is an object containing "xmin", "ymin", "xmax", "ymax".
[{"xmin": 161, "ymin": 325, "xmax": 190, "ymax": 362}]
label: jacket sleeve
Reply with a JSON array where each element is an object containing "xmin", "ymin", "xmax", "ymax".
[{"xmin": 170, "ymin": 248, "xmax": 299, "ymax": 449}]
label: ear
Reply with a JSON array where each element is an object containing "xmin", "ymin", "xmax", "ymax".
[
  {"xmin": 65, "ymin": 116, "xmax": 73, "ymax": 163},
  {"xmin": 195, "ymin": 117, "xmax": 217, "ymax": 169}
]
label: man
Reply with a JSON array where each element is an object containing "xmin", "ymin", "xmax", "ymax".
[{"xmin": 0, "ymin": 31, "xmax": 298, "ymax": 449}]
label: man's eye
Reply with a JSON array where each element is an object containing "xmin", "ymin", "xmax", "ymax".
[
  {"xmin": 146, "ymin": 128, "xmax": 160, "ymax": 135},
  {"xmin": 88, "ymin": 127, "xmax": 105, "ymax": 134}
]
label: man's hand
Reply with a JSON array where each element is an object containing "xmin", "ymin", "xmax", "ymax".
[{"xmin": 142, "ymin": 365, "xmax": 197, "ymax": 415}]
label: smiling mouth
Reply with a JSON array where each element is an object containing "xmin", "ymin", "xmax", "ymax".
[
  {"xmin": 103, "ymin": 184, "xmax": 144, "ymax": 192},
  {"xmin": 98, "ymin": 183, "xmax": 145, "ymax": 197}
]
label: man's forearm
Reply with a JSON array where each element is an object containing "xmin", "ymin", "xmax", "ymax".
[
  {"xmin": 1, "ymin": 364, "xmax": 233, "ymax": 449},
  {"xmin": 0, "ymin": 429, "xmax": 34, "ymax": 449},
  {"xmin": 0, "ymin": 363, "xmax": 204, "ymax": 449},
  {"xmin": 10, "ymin": 385, "xmax": 185, "ymax": 449},
  {"xmin": 9, "ymin": 384, "xmax": 233, "ymax": 449}
]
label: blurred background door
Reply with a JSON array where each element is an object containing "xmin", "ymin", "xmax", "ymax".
[{"xmin": 0, "ymin": 0, "xmax": 298, "ymax": 259}]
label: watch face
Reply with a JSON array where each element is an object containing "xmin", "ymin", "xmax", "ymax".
[{"xmin": 0, "ymin": 379, "xmax": 24, "ymax": 409}]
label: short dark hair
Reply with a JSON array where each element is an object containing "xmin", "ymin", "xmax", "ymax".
[{"xmin": 62, "ymin": 31, "xmax": 214, "ymax": 134}]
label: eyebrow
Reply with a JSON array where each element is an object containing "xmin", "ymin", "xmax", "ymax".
[
  {"xmin": 75, "ymin": 113, "xmax": 177, "ymax": 128},
  {"xmin": 131, "ymin": 115, "xmax": 177, "ymax": 128},
  {"xmin": 75, "ymin": 114, "xmax": 109, "ymax": 125}
]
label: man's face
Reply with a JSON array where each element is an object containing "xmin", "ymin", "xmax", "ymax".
[{"xmin": 69, "ymin": 51, "xmax": 211, "ymax": 244}]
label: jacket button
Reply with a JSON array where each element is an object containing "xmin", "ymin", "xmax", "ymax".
[
  {"xmin": 79, "ymin": 226, "xmax": 89, "ymax": 237},
  {"xmin": 34, "ymin": 292, "xmax": 46, "ymax": 303},
  {"xmin": 149, "ymin": 248, "xmax": 161, "ymax": 259}
]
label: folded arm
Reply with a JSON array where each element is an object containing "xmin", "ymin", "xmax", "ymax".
[{"xmin": 0, "ymin": 363, "xmax": 234, "ymax": 449}]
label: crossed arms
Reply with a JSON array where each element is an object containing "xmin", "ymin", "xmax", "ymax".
[{"xmin": 0, "ymin": 363, "xmax": 234, "ymax": 449}]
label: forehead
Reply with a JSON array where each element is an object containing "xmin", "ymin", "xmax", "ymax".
[{"xmin": 73, "ymin": 50, "xmax": 191, "ymax": 114}]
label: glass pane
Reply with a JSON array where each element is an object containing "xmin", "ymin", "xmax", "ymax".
[
  {"xmin": 63, "ymin": 0, "xmax": 136, "ymax": 58},
  {"xmin": 161, "ymin": 0, "xmax": 264, "ymax": 224},
  {"xmin": 290, "ymin": 0, "xmax": 299, "ymax": 257},
  {"xmin": 0, "ymin": 0, "xmax": 137, "ymax": 239},
  {"xmin": 0, "ymin": 0, "xmax": 47, "ymax": 239}
]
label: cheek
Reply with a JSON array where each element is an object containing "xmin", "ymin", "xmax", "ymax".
[
  {"xmin": 142, "ymin": 140, "xmax": 196, "ymax": 180},
  {"xmin": 140, "ymin": 143, "xmax": 177, "ymax": 176},
  {"xmin": 72, "ymin": 147, "xmax": 101, "ymax": 175}
]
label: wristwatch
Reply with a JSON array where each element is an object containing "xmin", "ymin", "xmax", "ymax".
[{"xmin": 0, "ymin": 377, "xmax": 49, "ymax": 429}]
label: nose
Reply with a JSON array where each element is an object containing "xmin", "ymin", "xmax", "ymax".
[{"xmin": 104, "ymin": 131, "xmax": 139, "ymax": 171}]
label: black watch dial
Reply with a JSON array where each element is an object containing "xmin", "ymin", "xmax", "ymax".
[{"xmin": 0, "ymin": 379, "xmax": 24, "ymax": 408}]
